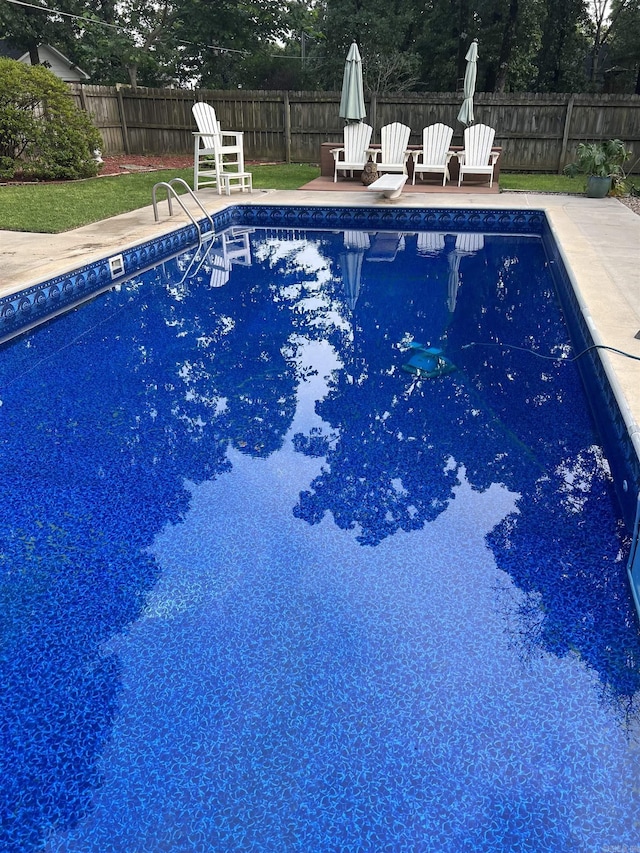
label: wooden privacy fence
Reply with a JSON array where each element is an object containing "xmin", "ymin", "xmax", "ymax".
[{"xmin": 69, "ymin": 84, "xmax": 640, "ymax": 174}]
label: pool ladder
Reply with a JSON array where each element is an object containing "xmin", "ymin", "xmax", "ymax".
[{"xmin": 152, "ymin": 178, "xmax": 215, "ymax": 248}]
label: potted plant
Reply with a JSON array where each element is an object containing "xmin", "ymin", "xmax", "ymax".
[{"xmin": 564, "ymin": 139, "xmax": 631, "ymax": 198}]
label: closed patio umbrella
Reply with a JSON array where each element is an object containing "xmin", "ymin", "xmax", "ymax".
[
  {"xmin": 339, "ymin": 250, "xmax": 364, "ymax": 310},
  {"xmin": 447, "ymin": 232, "xmax": 484, "ymax": 312},
  {"xmin": 339, "ymin": 42, "xmax": 366, "ymax": 122},
  {"xmin": 457, "ymin": 40, "xmax": 478, "ymax": 126},
  {"xmin": 340, "ymin": 231, "xmax": 370, "ymax": 309}
]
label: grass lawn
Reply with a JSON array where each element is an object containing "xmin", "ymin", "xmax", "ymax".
[
  {"xmin": 0, "ymin": 164, "xmax": 622, "ymax": 234},
  {"xmin": 0, "ymin": 164, "xmax": 320, "ymax": 233},
  {"xmin": 499, "ymin": 173, "xmax": 587, "ymax": 193}
]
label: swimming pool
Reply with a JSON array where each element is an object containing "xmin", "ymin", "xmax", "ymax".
[{"xmin": 1, "ymin": 207, "xmax": 639, "ymax": 852}]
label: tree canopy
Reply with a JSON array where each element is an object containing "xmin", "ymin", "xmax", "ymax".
[{"xmin": 0, "ymin": 0, "xmax": 638, "ymax": 92}]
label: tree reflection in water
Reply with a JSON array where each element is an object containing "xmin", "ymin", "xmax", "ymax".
[
  {"xmin": 289, "ymin": 228, "xmax": 640, "ymax": 718},
  {"xmin": 0, "ymin": 224, "xmax": 638, "ymax": 851}
]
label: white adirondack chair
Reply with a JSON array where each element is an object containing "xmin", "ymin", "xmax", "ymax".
[
  {"xmin": 416, "ymin": 232, "xmax": 446, "ymax": 255},
  {"xmin": 331, "ymin": 123, "xmax": 373, "ymax": 181},
  {"xmin": 192, "ymin": 102, "xmax": 252, "ymax": 195},
  {"xmin": 454, "ymin": 232, "xmax": 485, "ymax": 254},
  {"xmin": 343, "ymin": 230, "xmax": 371, "ymax": 250},
  {"xmin": 457, "ymin": 124, "xmax": 500, "ymax": 187},
  {"xmin": 371, "ymin": 122, "xmax": 412, "ymax": 176},
  {"xmin": 206, "ymin": 253, "xmax": 232, "ymax": 288},
  {"xmin": 412, "ymin": 124, "xmax": 454, "ymax": 186},
  {"xmin": 222, "ymin": 227, "xmax": 253, "ymax": 267}
]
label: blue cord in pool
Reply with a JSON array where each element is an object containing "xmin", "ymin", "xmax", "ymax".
[{"xmin": 461, "ymin": 341, "xmax": 640, "ymax": 363}]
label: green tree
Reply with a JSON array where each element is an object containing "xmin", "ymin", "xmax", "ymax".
[
  {"xmin": 412, "ymin": 0, "xmax": 461, "ymax": 91},
  {"xmin": 581, "ymin": 0, "xmax": 639, "ymax": 89},
  {"xmin": 316, "ymin": 0, "xmax": 420, "ymax": 92},
  {"xmin": 316, "ymin": 0, "xmax": 541, "ymax": 94},
  {"xmin": 228, "ymin": 1, "xmax": 323, "ymax": 90},
  {"xmin": 268, "ymin": 0, "xmax": 325, "ymax": 89},
  {"xmin": 172, "ymin": 0, "xmax": 293, "ymax": 88},
  {"xmin": 597, "ymin": 0, "xmax": 640, "ymax": 92},
  {"xmin": 238, "ymin": 47, "xmax": 315, "ymax": 91},
  {"xmin": 70, "ymin": 0, "xmax": 182, "ymax": 87},
  {"xmin": 413, "ymin": 0, "xmax": 475, "ymax": 90},
  {"xmin": 534, "ymin": 0, "xmax": 590, "ymax": 91},
  {"xmin": 0, "ymin": 0, "xmax": 85, "ymax": 66},
  {"xmin": 474, "ymin": 0, "xmax": 544, "ymax": 91}
]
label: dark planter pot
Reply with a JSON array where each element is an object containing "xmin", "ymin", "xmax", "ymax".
[{"xmin": 586, "ymin": 175, "xmax": 612, "ymax": 198}]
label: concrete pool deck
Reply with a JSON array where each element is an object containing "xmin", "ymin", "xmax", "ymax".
[{"xmin": 1, "ymin": 187, "xmax": 639, "ymax": 459}]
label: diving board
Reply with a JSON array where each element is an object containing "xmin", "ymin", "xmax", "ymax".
[{"xmin": 366, "ymin": 174, "xmax": 407, "ymax": 200}]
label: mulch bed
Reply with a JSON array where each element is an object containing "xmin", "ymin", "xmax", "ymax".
[
  {"xmin": 1, "ymin": 154, "xmax": 193, "ymax": 184},
  {"xmin": 98, "ymin": 154, "xmax": 193, "ymax": 175}
]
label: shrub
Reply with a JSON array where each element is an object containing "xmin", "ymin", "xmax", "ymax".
[{"xmin": 0, "ymin": 58, "xmax": 102, "ymax": 181}]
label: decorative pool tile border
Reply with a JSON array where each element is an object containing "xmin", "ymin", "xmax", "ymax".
[
  {"xmin": 226, "ymin": 204, "xmax": 547, "ymax": 234},
  {"xmin": 0, "ymin": 222, "xmax": 193, "ymax": 344},
  {"xmin": 0, "ymin": 206, "xmax": 544, "ymax": 346}
]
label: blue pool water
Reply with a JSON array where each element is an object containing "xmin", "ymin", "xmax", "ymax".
[{"xmin": 1, "ymin": 222, "xmax": 639, "ymax": 852}]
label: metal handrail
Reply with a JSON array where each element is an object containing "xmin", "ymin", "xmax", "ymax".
[
  {"xmin": 152, "ymin": 178, "xmax": 215, "ymax": 245},
  {"xmin": 176, "ymin": 235, "xmax": 225, "ymax": 287}
]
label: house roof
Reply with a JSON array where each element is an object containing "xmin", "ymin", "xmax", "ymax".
[{"xmin": 0, "ymin": 40, "xmax": 89, "ymax": 80}]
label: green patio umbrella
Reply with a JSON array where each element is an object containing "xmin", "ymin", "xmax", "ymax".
[
  {"xmin": 457, "ymin": 40, "xmax": 478, "ymax": 126},
  {"xmin": 339, "ymin": 42, "xmax": 366, "ymax": 122}
]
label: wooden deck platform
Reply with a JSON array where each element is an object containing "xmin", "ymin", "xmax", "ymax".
[{"xmin": 299, "ymin": 176, "xmax": 500, "ymax": 194}]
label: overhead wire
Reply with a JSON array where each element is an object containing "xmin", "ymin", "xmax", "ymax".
[
  {"xmin": 3, "ymin": 0, "xmax": 312, "ymax": 61},
  {"xmin": 3, "ymin": 0, "xmax": 121, "ymax": 28},
  {"xmin": 2, "ymin": 0, "xmax": 248, "ymax": 54}
]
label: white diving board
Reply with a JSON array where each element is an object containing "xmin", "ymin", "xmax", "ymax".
[{"xmin": 366, "ymin": 174, "xmax": 407, "ymax": 200}]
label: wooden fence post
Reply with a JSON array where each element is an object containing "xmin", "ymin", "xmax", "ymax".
[
  {"xmin": 558, "ymin": 94, "xmax": 575, "ymax": 174},
  {"xmin": 77, "ymin": 83, "xmax": 87, "ymax": 113},
  {"xmin": 283, "ymin": 91, "xmax": 292, "ymax": 164},
  {"xmin": 116, "ymin": 84, "xmax": 131, "ymax": 155},
  {"xmin": 370, "ymin": 93, "xmax": 377, "ymax": 137}
]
